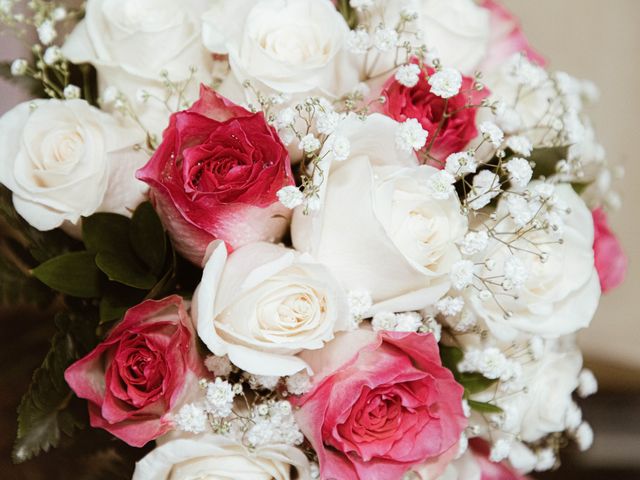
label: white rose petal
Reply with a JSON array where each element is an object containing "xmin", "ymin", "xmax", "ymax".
[{"xmin": 194, "ymin": 242, "xmax": 350, "ymax": 376}]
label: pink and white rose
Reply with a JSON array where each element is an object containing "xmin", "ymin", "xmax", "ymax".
[
  {"xmin": 137, "ymin": 86, "xmax": 294, "ymax": 265},
  {"xmin": 293, "ymin": 329, "xmax": 466, "ymax": 480},
  {"xmin": 65, "ymin": 296, "xmax": 203, "ymax": 447}
]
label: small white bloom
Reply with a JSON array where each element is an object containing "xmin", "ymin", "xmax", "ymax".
[
  {"xmin": 478, "ymin": 348, "xmax": 509, "ymax": 379},
  {"xmin": 575, "ymin": 422, "xmax": 594, "ymax": 451},
  {"xmin": 204, "ymin": 355, "xmax": 233, "ymax": 377},
  {"xmin": 467, "ymin": 171, "xmax": 501, "ymax": 210},
  {"xmin": 462, "ymin": 399, "xmax": 471, "ymax": 418},
  {"xmin": 347, "ymin": 289, "xmax": 373, "ymax": 321},
  {"xmin": 436, "ymin": 296, "xmax": 465, "ymax": 316},
  {"xmin": 63, "ymin": 85, "xmax": 81, "ymax": 100},
  {"xmin": 372, "ymin": 311, "xmax": 397, "ymax": 331},
  {"xmin": 275, "ymin": 108, "xmax": 295, "ymax": 129},
  {"xmin": 503, "ymin": 256, "xmax": 529, "ymax": 290},
  {"xmin": 425, "ymin": 170, "xmax": 456, "ymax": 199},
  {"xmin": 577, "ymin": 369, "xmax": 598, "ymax": 398},
  {"xmin": 10, "ymin": 58, "xmax": 27, "ymax": 76},
  {"xmin": 421, "ymin": 315, "xmax": 442, "ymax": 341},
  {"xmin": 395, "ymin": 63, "xmax": 421, "ymax": 88},
  {"xmin": 532, "ymin": 182, "xmax": 556, "ymax": 200},
  {"xmin": 278, "ymin": 129, "xmax": 295, "ymax": 146},
  {"xmin": 277, "ymin": 186, "xmax": 304, "ymax": 209},
  {"xmin": 175, "ymin": 403, "xmax": 208, "ymax": 434},
  {"xmin": 373, "ymin": 27, "xmax": 398, "ymax": 52},
  {"xmin": 506, "ymin": 136, "xmax": 533, "ymax": 156},
  {"xmin": 428, "ymin": 68, "xmax": 463, "ymax": 99},
  {"xmin": 52, "ymin": 6, "xmax": 67, "ymax": 21},
  {"xmin": 451, "ymin": 260, "xmax": 476, "ymax": 290},
  {"xmin": 396, "ymin": 118, "xmax": 428, "ymax": 152},
  {"xmin": 253, "ymin": 375, "xmax": 281, "ymax": 390},
  {"xmin": 490, "ymin": 439, "xmax": 512, "ymax": 462},
  {"xmin": 205, "ymin": 378, "xmax": 235, "ymax": 417},
  {"xmin": 505, "ymin": 157, "xmax": 533, "ymax": 189},
  {"xmin": 445, "ymin": 152, "xmax": 477, "ymax": 177},
  {"xmin": 346, "ymin": 29, "xmax": 371, "ymax": 54},
  {"xmin": 479, "ymin": 121, "xmax": 504, "ymax": 147},
  {"xmin": 286, "ymin": 371, "xmax": 312, "ymax": 395},
  {"xmin": 395, "ymin": 312, "xmax": 423, "ymax": 332},
  {"xmin": 565, "ymin": 401, "xmax": 583, "ymax": 430},
  {"xmin": 330, "ymin": 135, "xmax": 351, "ymax": 161},
  {"xmin": 37, "ymin": 20, "xmax": 57, "ymax": 45},
  {"xmin": 535, "ymin": 448, "xmax": 556, "ymax": 472},
  {"xmin": 43, "ymin": 46, "xmax": 62, "ymax": 66},
  {"xmin": 317, "ymin": 110, "xmax": 341, "ymax": 135},
  {"xmin": 505, "ymin": 194, "xmax": 536, "ymax": 227},
  {"xmin": 299, "ymin": 134, "xmax": 321, "ymax": 154},
  {"xmin": 304, "ymin": 195, "xmax": 321, "ymax": 212},
  {"xmin": 460, "ymin": 230, "xmax": 489, "ymax": 256},
  {"xmin": 455, "ymin": 433, "xmax": 469, "ymax": 460},
  {"xmin": 310, "ymin": 463, "xmax": 320, "ymax": 479}
]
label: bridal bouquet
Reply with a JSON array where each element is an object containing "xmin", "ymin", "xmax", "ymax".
[{"xmin": 0, "ymin": 0, "xmax": 627, "ymax": 478}]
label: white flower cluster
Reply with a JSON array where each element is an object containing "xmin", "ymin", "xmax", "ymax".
[{"xmin": 246, "ymin": 400, "xmax": 304, "ymax": 448}]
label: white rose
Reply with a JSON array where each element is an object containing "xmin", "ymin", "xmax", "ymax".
[
  {"xmin": 193, "ymin": 241, "xmax": 350, "ymax": 376},
  {"xmin": 62, "ymin": 0, "xmax": 213, "ymax": 136},
  {"xmin": 467, "ymin": 183, "xmax": 600, "ymax": 340},
  {"xmin": 202, "ymin": 0, "xmax": 359, "ymax": 98},
  {"xmin": 0, "ymin": 99, "xmax": 147, "ymax": 231},
  {"xmin": 476, "ymin": 341, "xmax": 582, "ymax": 443},
  {"xmin": 133, "ymin": 434, "xmax": 311, "ymax": 480},
  {"xmin": 418, "ymin": 0, "xmax": 491, "ymax": 74},
  {"xmin": 292, "ymin": 114, "xmax": 467, "ymax": 315}
]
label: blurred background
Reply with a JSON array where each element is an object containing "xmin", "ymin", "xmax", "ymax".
[{"xmin": 1, "ymin": 0, "xmax": 639, "ymax": 478}]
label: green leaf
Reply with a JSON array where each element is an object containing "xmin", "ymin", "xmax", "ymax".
[
  {"xmin": 82, "ymin": 213, "xmax": 132, "ymax": 255},
  {"xmin": 440, "ymin": 345, "xmax": 463, "ymax": 374},
  {"xmin": 530, "ymin": 146, "xmax": 571, "ymax": 178},
  {"xmin": 467, "ymin": 399, "xmax": 504, "ymax": 415},
  {"xmin": 0, "ymin": 252, "xmax": 54, "ymax": 308},
  {"xmin": 459, "ymin": 372, "xmax": 498, "ymax": 395},
  {"xmin": 95, "ymin": 251, "xmax": 157, "ymax": 290},
  {"xmin": 99, "ymin": 285, "xmax": 146, "ymax": 325},
  {"xmin": 336, "ymin": 0, "xmax": 358, "ymax": 29},
  {"xmin": 32, "ymin": 252, "xmax": 102, "ymax": 298},
  {"xmin": 130, "ymin": 202, "xmax": 166, "ymax": 275},
  {"xmin": 12, "ymin": 311, "xmax": 98, "ymax": 463}
]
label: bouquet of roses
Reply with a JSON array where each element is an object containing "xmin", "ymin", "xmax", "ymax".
[{"xmin": 0, "ymin": 0, "xmax": 628, "ymax": 478}]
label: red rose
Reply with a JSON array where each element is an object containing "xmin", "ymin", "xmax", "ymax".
[
  {"xmin": 380, "ymin": 62, "xmax": 489, "ymax": 165},
  {"xmin": 592, "ymin": 208, "xmax": 627, "ymax": 293},
  {"xmin": 137, "ymin": 85, "xmax": 294, "ymax": 264},
  {"xmin": 64, "ymin": 296, "xmax": 203, "ymax": 447},
  {"xmin": 293, "ymin": 329, "xmax": 466, "ymax": 480}
]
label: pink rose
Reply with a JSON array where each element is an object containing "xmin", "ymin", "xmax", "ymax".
[
  {"xmin": 480, "ymin": 0, "xmax": 546, "ymax": 72},
  {"xmin": 137, "ymin": 85, "xmax": 294, "ymax": 265},
  {"xmin": 293, "ymin": 329, "xmax": 466, "ymax": 480},
  {"xmin": 592, "ymin": 208, "xmax": 627, "ymax": 293},
  {"xmin": 65, "ymin": 296, "xmax": 203, "ymax": 447},
  {"xmin": 380, "ymin": 62, "xmax": 489, "ymax": 164}
]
